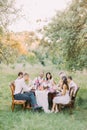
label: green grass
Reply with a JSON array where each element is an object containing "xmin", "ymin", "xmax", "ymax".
[{"xmin": 0, "ymin": 64, "xmax": 87, "ymax": 130}]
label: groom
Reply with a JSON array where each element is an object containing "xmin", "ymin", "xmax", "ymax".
[{"xmin": 14, "ymin": 73, "xmax": 42, "ymax": 110}]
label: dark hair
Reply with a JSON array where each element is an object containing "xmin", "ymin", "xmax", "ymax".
[
  {"xmin": 62, "ymin": 76, "xmax": 69, "ymax": 90},
  {"xmin": 68, "ymin": 76, "xmax": 72, "ymax": 80},
  {"xmin": 18, "ymin": 72, "xmax": 23, "ymax": 77},
  {"xmin": 46, "ymin": 72, "xmax": 52, "ymax": 80}
]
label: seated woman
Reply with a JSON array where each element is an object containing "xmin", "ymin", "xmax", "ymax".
[
  {"xmin": 43, "ymin": 72, "xmax": 56, "ymax": 92},
  {"xmin": 51, "ymin": 76, "xmax": 70, "ymax": 113},
  {"xmin": 35, "ymin": 72, "xmax": 56, "ymax": 113}
]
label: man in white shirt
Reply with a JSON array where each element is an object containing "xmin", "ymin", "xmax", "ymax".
[
  {"xmin": 14, "ymin": 73, "xmax": 42, "ymax": 110},
  {"xmin": 13, "ymin": 72, "xmax": 23, "ymax": 86},
  {"xmin": 16, "ymin": 72, "xmax": 23, "ymax": 80},
  {"xmin": 67, "ymin": 76, "xmax": 78, "ymax": 96}
]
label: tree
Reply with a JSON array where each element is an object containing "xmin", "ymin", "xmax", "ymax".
[
  {"xmin": 0, "ymin": 0, "xmax": 20, "ymax": 30},
  {"xmin": 0, "ymin": 0, "xmax": 21, "ymax": 64},
  {"xmin": 43, "ymin": 0, "xmax": 87, "ymax": 70}
]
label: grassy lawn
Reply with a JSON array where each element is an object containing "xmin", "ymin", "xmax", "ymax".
[{"xmin": 0, "ymin": 64, "xmax": 87, "ymax": 130}]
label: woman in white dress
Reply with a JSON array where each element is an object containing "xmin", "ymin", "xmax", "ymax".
[
  {"xmin": 51, "ymin": 76, "xmax": 70, "ymax": 113},
  {"xmin": 43, "ymin": 72, "xmax": 56, "ymax": 91},
  {"xmin": 35, "ymin": 72, "xmax": 56, "ymax": 113}
]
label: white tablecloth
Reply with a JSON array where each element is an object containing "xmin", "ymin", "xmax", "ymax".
[{"xmin": 35, "ymin": 90, "xmax": 49, "ymax": 112}]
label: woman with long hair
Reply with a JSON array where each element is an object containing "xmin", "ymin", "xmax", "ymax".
[
  {"xmin": 51, "ymin": 76, "xmax": 70, "ymax": 113},
  {"xmin": 43, "ymin": 72, "xmax": 56, "ymax": 91},
  {"xmin": 35, "ymin": 72, "xmax": 56, "ymax": 113}
]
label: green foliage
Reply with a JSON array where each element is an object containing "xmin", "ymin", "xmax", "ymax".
[
  {"xmin": 17, "ymin": 55, "xmax": 27, "ymax": 63},
  {"xmin": 33, "ymin": 47, "xmax": 46, "ymax": 66},
  {"xmin": 0, "ymin": 0, "xmax": 20, "ymax": 30},
  {"xmin": 0, "ymin": 41, "xmax": 19, "ymax": 64},
  {"xmin": 43, "ymin": 0, "xmax": 87, "ymax": 70},
  {"xmin": 26, "ymin": 53, "xmax": 38, "ymax": 65},
  {"xmin": 17, "ymin": 53, "xmax": 38, "ymax": 65},
  {"xmin": 0, "ymin": 0, "xmax": 21, "ymax": 64}
]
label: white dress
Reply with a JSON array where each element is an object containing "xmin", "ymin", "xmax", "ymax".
[
  {"xmin": 35, "ymin": 90, "xmax": 50, "ymax": 113},
  {"xmin": 53, "ymin": 90, "xmax": 70, "ymax": 104},
  {"xmin": 42, "ymin": 79, "xmax": 57, "ymax": 92}
]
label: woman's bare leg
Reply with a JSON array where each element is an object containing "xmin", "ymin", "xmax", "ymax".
[
  {"xmin": 55, "ymin": 104, "xmax": 59, "ymax": 113},
  {"xmin": 51, "ymin": 103, "xmax": 56, "ymax": 112}
]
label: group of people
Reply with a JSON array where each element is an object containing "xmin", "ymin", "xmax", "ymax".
[{"xmin": 14, "ymin": 71, "xmax": 78, "ymax": 113}]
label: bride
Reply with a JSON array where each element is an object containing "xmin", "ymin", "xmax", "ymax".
[{"xmin": 35, "ymin": 72, "xmax": 56, "ymax": 113}]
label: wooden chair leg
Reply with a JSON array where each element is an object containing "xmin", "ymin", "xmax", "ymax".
[
  {"xmin": 72, "ymin": 101, "xmax": 75, "ymax": 108},
  {"xmin": 69, "ymin": 104, "xmax": 72, "ymax": 114},
  {"xmin": 12, "ymin": 103, "xmax": 15, "ymax": 112},
  {"xmin": 23, "ymin": 103, "xmax": 25, "ymax": 109}
]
